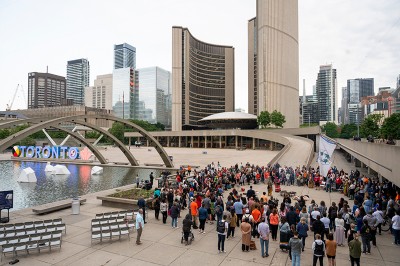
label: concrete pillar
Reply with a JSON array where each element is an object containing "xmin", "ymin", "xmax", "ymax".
[
  {"xmin": 252, "ymin": 138, "xmax": 256, "ymax": 150},
  {"xmin": 210, "ymin": 136, "xmax": 213, "ymax": 148},
  {"xmin": 128, "ymin": 137, "xmax": 131, "ymax": 147},
  {"xmin": 198, "ymin": 136, "xmax": 200, "ymax": 147},
  {"xmin": 378, "ymin": 173, "xmax": 382, "ymax": 182},
  {"xmin": 367, "ymin": 167, "xmax": 370, "ymax": 174},
  {"xmin": 205, "ymin": 136, "xmax": 207, "ymax": 148},
  {"xmin": 146, "ymin": 140, "xmax": 149, "ymax": 147},
  {"xmin": 235, "ymin": 136, "xmax": 238, "ymax": 149},
  {"xmin": 191, "ymin": 136, "xmax": 194, "ymax": 148},
  {"xmin": 269, "ymin": 141, "xmax": 273, "ymax": 150},
  {"xmin": 219, "ymin": 136, "xmax": 222, "ymax": 148},
  {"xmin": 178, "ymin": 136, "xmax": 181, "ymax": 148},
  {"xmin": 167, "ymin": 136, "xmax": 170, "ymax": 147}
]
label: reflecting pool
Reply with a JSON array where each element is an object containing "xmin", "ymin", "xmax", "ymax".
[{"xmin": 0, "ymin": 161, "xmax": 160, "ymax": 210}]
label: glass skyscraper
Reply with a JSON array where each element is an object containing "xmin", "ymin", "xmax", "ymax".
[
  {"xmin": 114, "ymin": 43, "xmax": 136, "ymax": 69},
  {"xmin": 316, "ymin": 64, "xmax": 337, "ymax": 124},
  {"xmin": 346, "ymin": 78, "xmax": 374, "ymax": 124},
  {"xmin": 66, "ymin": 58, "xmax": 90, "ymax": 105},
  {"xmin": 112, "ymin": 43, "xmax": 138, "ymax": 119},
  {"xmin": 137, "ymin": 67, "xmax": 171, "ymax": 128}
]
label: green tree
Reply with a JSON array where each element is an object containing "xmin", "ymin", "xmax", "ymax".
[
  {"xmin": 109, "ymin": 122, "xmax": 126, "ymax": 143},
  {"xmin": 340, "ymin": 123, "xmax": 358, "ymax": 139},
  {"xmin": 85, "ymin": 131, "xmax": 101, "ymax": 139},
  {"xmin": 270, "ymin": 110, "xmax": 286, "ymax": 128},
  {"xmin": 360, "ymin": 114, "xmax": 383, "ymax": 138},
  {"xmin": 0, "ymin": 129, "xmax": 10, "ymax": 139},
  {"xmin": 257, "ymin": 111, "xmax": 271, "ymax": 128},
  {"xmin": 381, "ymin": 113, "xmax": 400, "ymax": 139},
  {"xmin": 323, "ymin": 122, "xmax": 339, "ymax": 138},
  {"xmin": 18, "ymin": 137, "xmax": 36, "ymax": 146}
]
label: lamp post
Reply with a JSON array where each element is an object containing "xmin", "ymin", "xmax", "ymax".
[{"xmin": 356, "ymin": 111, "xmax": 360, "ymax": 138}]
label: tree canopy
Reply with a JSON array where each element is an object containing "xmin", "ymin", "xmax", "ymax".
[
  {"xmin": 257, "ymin": 111, "xmax": 270, "ymax": 128},
  {"xmin": 270, "ymin": 110, "xmax": 286, "ymax": 128},
  {"xmin": 360, "ymin": 114, "xmax": 383, "ymax": 138},
  {"xmin": 323, "ymin": 122, "xmax": 339, "ymax": 138},
  {"xmin": 381, "ymin": 113, "xmax": 400, "ymax": 139}
]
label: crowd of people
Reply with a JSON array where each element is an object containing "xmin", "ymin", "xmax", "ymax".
[{"xmin": 149, "ymin": 161, "xmax": 400, "ymax": 265}]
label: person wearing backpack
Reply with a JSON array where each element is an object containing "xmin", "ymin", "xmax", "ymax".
[
  {"xmin": 360, "ymin": 220, "xmax": 371, "ymax": 254},
  {"xmin": 312, "ymin": 234, "xmax": 325, "ymax": 266},
  {"xmin": 217, "ymin": 214, "xmax": 229, "ymax": 253},
  {"xmin": 215, "ymin": 203, "xmax": 223, "ymax": 222}
]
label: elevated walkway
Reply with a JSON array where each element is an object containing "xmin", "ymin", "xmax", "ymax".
[{"xmin": 334, "ymin": 138, "xmax": 400, "ymax": 186}]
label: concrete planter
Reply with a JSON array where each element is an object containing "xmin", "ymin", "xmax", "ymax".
[{"xmin": 97, "ymin": 195, "xmax": 153, "ymax": 209}]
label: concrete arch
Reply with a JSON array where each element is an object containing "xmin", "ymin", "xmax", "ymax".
[
  {"xmin": 51, "ymin": 125, "xmax": 107, "ymax": 164},
  {"xmin": 0, "ymin": 115, "xmax": 173, "ymax": 167}
]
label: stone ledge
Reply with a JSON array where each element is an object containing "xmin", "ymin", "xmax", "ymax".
[{"xmin": 97, "ymin": 195, "xmax": 152, "ymax": 209}]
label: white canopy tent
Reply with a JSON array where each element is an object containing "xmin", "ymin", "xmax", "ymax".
[
  {"xmin": 17, "ymin": 167, "xmax": 37, "ymax": 183},
  {"xmin": 52, "ymin": 165, "xmax": 71, "ymax": 175},
  {"xmin": 45, "ymin": 162, "xmax": 54, "ymax": 172},
  {"xmin": 91, "ymin": 166, "xmax": 103, "ymax": 175}
]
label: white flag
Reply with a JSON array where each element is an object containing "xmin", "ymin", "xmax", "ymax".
[{"xmin": 318, "ymin": 135, "xmax": 336, "ymax": 177}]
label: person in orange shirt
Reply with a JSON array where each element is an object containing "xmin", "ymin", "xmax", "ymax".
[
  {"xmin": 260, "ymin": 192, "xmax": 268, "ymax": 203},
  {"xmin": 269, "ymin": 208, "xmax": 280, "ymax": 241},
  {"xmin": 252, "ymin": 206, "xmax": 262, "ymax": 238},
  {"xmin": 190, "ymin": 197, "xmax": 199, "ymax": 229}
]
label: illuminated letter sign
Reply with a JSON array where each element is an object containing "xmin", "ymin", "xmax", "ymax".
[{"xmin": 12, "ymin": 146, "xmax": 81, "ymax": 160}]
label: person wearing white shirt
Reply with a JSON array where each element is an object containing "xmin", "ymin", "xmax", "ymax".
[
  {"xmin": 320, "ymin": 213, "xmax": 330, "ymax": 238},
  {"xmin": 392, "ymin": 211, "xmax": 400, "ymax": 245},
  {"xmin": 135, "ymin": 209, "xmax": 144, "ymax": 245}
]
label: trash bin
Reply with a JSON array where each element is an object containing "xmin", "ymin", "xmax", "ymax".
[{"xmin": 71, "ymin": 198, "xmax": 80, "ymax": 215}]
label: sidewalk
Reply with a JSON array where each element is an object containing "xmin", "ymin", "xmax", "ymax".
[{"xmin": 1, "ymin": 180, "xmax": 398, "ymax": 266}]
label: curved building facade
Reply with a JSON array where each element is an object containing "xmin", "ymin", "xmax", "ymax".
[
  {"xmin": 172, "ymin": 26, "xmax": 234, "ymax": 131},
  {"xmin": 249, "ymin": 0, "xmax": 299, "ymax": 128}
]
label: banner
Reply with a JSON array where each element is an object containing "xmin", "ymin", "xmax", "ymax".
[{"xmin": 318, "ymin": 135, "xmax": 337, "ymax": 177}]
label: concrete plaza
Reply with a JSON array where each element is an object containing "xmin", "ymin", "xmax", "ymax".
[{"xmin": 1, "ymin": 148, "xmax": 398, "ymax": 266}]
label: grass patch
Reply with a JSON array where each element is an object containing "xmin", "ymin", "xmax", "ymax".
[{"xmin": 109, "ymin": 189, "xmax": 154, "ymax": 200}]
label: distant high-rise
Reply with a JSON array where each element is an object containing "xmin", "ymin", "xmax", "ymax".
[
  {"xmin": 341, "ymin": 87, "xmax": 349, "ymax": 124},
  {"xmin": 316, "ymin": 64, "xmax": 337, "ymax": 124},
  {"xmin": 137, "ymin": 67, "xmax": 171, "ymax": 128},
  {"xmin": 66, "ymin": 58, "xmax": 90, "ymax": 105},
  {"xmin": 112, "ymin": 43, "xmax": 138, "ymax": 119},
  {"xmin": 172, "ymin": 26, "xmax": 234, "ymax": 131},
  {"xmin": 114, "ymin": 43, "xmax": 136, "ymax": 69},
  {"xmin": 85, "ymin": 74, "xmax": 113, "ymax": 110},
  {"xmin": 248, "ymin": 0, "xmax": 299, "ymax": 128},
  {"xmin": 346, "ymin": 78, "xmax": 374, "ymax": 124},
  {"xmin": 112, "ymin": 68, "xmax": 136, "ymax": 119},
  {"xmin": 28, "ymin": 72, "xmax": 69, "ymax": 109}
]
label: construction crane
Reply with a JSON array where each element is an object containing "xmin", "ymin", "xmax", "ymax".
[{"xmin": 6, "ymin": 84, "xmax": 22, "ymax": 111}]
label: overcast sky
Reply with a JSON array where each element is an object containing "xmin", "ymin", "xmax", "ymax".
[{"xmin": 0, "ymin": 0, "xmax": 399, "ymax": 111}]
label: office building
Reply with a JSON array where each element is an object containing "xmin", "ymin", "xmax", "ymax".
[
  {"xmin": 112, "ymin": 43, "xmax": 138, "ymax": 119},
  {"xmin": 112, "ymin": 68, "xmax": 136, "ymax": 119},
  {"xmin": 85, "ymin": 74, "xmax": 113, "ymax": 110},
  {"xmin": 172, "ymin": 26, "xmax": 234, "ymax": 131},
  {"xmin": 341, "ymin": 87, "xmax": 349, "ymax": 124},
  {"xmin": 344, "ymin": 78, "xmax": 374, "ymax": 124},
  {"xmin": 316, "ymin": 64, "xmax": 337, "ymax": 124},
  {"xmin": 114, "ymin": 43, "xmax": 136, "ymax": 69},
  {"xmin": 66, "ymin": 58, "xmax": 90, "ymax": 105},
  {"xmin": 28, "ymin": 72, "xmax": 69, "ymax": 109},
  {"xmin": 137, "ymin": 67, "xmax": 171, "ymax": 127},
  {"xmin": 248, "ymin": 0, "xmax": 299, "ymax": 128}
]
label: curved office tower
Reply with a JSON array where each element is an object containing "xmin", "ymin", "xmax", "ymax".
[
  {"xmin": 249, "ymin": 0, "xmax": 299, "ymax": 128},
  {"xmin": 172, "ymin": 26, "xmax": 234, "ymax": 131}
]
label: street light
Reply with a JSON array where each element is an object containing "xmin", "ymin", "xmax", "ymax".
[{"xmin": 356, "ymin": 111, "xmax": 360, "ymax": 138}]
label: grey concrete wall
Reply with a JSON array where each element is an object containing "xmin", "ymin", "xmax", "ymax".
[{"xmin": 335, "ymin": 138, "xmax": 400, "ymax": 186}]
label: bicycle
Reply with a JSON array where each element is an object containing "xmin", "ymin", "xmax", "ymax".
[{"xmin": 381, "ymin": 215, "xmax": 392, "ymax": 232}]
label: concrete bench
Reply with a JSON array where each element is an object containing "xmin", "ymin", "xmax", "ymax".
[
  {"xmin": 32, "ymin": 198, "xmax": 87, "ymax": 215},
  {"xmin": 144, "ymin": 163, "xmax": 164, "ymax": 167}
]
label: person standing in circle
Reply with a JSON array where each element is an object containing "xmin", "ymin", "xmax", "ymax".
[
  {"xmin": 325, "ymin": 233, "xmax": 337, "ymax": 266},
  {"xmin": 241, "ymin": 217, "xmax": 252, "ymax": 252},
  {"xmin": 136, "ymin": 209, "xmax": 144, "ymax": 245},
  {"xmin": 269, "ymin": 208, "xmax": 280, "ymax": 241}
]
